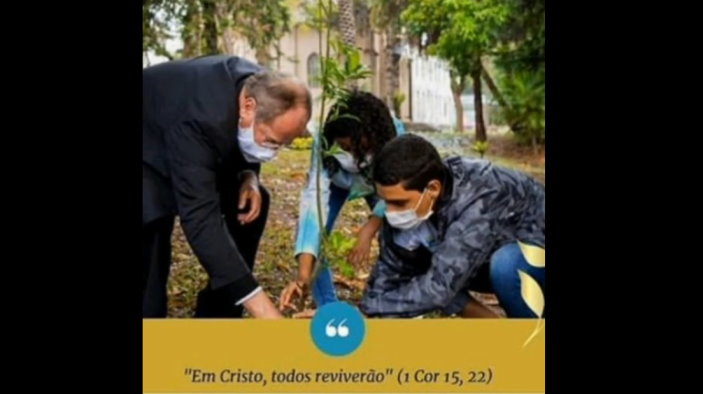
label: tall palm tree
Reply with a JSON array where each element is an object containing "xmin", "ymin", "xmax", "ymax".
[{"xmin": 370, "ymin": 0, "xmax": 407, "ymax": 113}]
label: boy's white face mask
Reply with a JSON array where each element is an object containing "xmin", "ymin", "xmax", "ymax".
[{"xmin": 385, "ymin": 188, "xmax": 434, "ymax": 230}]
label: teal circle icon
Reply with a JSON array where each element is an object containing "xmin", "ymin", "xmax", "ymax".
[{"xmin": 310, "ymin": 301, "xmax": 366, "ymax": 357}]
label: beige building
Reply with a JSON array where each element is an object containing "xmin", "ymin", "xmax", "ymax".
[
  {"xmin": 144, "ymin": 1, "xmax": 458, "ymax": 130},
  {"xmin": 225, "ymin": 5, "xmax": 457, "ymax": 130}
]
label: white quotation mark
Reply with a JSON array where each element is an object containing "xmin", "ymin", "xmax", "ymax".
[{"xmin": 325, "ymin": 319, "xmax": 349, "ymax": 338}]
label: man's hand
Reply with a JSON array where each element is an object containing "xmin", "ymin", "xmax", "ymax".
[
  {"xmin": 238, "ymin": 171, "xmax": 261, "ymax": 225},
  {"xmin": 243, "ymin": 290, "xmax": 283, "ymax": 319}
]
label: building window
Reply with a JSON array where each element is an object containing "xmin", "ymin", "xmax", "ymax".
[{"xmin": 307, "ymin": 53, "xmax": 321, "ymax": 88}]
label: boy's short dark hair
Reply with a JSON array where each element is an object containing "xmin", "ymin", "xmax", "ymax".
[{"xmin": 372, "ymin": 134, "xmax": 444, "ymax": 192}]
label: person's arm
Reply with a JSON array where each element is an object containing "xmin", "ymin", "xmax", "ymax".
[
  {"xmin": 348, "ymin": 215, "xmax": 383, "ymax": 265},
  {"xmin": 293, "ymin": 133, "xmax": 332, "ymax": 280},
  {"xmin": 360, "ymin": 189, "xmax": 500, "ymax": 317},
  {"xmin": 347, "ymin": 198, "xmax": 386, "ymax": 265},
  {"xmin": 279, "ymin": 135, "xmax": 333, "ymax": 310},
  {"xmin": 166, "ymin": 120, "xmax": 281, "ymax": 318}
]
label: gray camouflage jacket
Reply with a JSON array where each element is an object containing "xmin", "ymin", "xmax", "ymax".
[{"xmin": 360, "ymin": 156, "xmax": 545, "ymax": 317}]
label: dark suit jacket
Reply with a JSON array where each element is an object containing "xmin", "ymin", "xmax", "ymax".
[{"xmin": 143, "ymin": 55, "xmax": 263, "ymax": 298}]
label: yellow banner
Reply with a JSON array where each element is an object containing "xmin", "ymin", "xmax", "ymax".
[{"xmin": 144, "ymin": 320, "xmax": 544, "ymax": 393}]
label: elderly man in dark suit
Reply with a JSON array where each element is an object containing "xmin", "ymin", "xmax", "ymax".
[{"xmin": 143, "ymin": 55, "xmax": 311, "ymax": 318}]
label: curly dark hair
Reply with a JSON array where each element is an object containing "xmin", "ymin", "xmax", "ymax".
[{"xmin": 322, "ymin": 90, "xmax": 397, "ymax": 172}]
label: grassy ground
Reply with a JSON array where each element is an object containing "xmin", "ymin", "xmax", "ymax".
[{"xmin": 166, "ymin": 131, "xmax": 545, "ymax": 318}]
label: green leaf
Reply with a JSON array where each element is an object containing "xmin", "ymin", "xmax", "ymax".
[{"xmin": 325, "ymin": 143, "xmax": 345, "ymax": 156}]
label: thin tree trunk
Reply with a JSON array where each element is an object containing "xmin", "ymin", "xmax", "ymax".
[
  {"xmin": 450, "ymin": 75, "xmax": 465, "ymax": 132},
  {"xmin": 338, "ymin": 0, "xmax": 357, "ymax": 89},
  {"xmin": 481, "ymin": 65, "xmax": 507, "ymax": 108},
  {"xmin": 472, "ymin": 68, "xmax": 487, "ymax": 142},
  {"xmin": 481, "ymin": 64, "xmax": 525, "ymax": 133},
  {"xmin": 202, "ymin": 0, "xmax": 219, "ymax": 55},
  {"xmin": 385, "ymin": 21, "xmax": 401, "ymax": 114},
  {"xmin": 216, "ymin": 2, "xmax": 235, "ymax": 55},
  {"xmin": 255, "ymin": 48, "xmax": 271, "ymax": 66}
]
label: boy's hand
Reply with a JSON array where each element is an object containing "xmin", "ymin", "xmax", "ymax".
[
  {"xmin": 348, "ymin": 216, "xmax": 382, "ymax": 265},
  {"xmin": 348, "ymin": 236, "xmax": 372, "ymax": 265}
]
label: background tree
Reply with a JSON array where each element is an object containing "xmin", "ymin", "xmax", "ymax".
[
  {"xmin": 403, "ymin": 0, "xmax": 509, "ymax": 141},
  {"xmin": 369, "ymin": 0, "xmax": 408, "ymax": 113}
]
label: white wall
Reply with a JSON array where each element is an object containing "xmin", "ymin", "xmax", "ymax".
[{"xmin": 404, "ymin": 46, "xmax": 456, "ymax": 130}]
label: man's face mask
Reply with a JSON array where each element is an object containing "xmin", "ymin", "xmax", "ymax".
[
  {"xmin": 238, "ymin": 117, "xmax": 281, "ymax": 163},
  {"xmin": 385, "ymin": 187, "xmax": 434, "ymax": 230}
]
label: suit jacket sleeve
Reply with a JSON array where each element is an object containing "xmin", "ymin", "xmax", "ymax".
[{"xmin": 165, "ymin": 119, "xmax": 259, "ymax": 302}]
